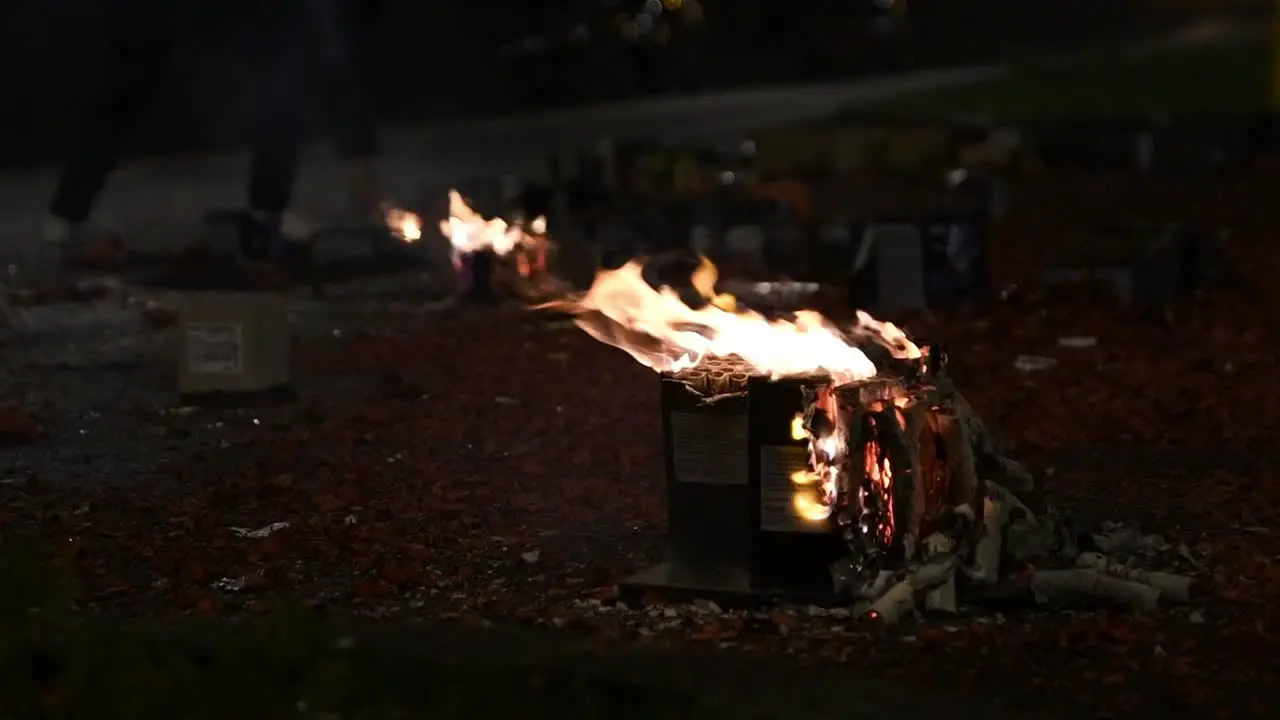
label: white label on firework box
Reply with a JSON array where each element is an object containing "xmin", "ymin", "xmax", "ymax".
[
  {"xmin": 668, "ymin": 411, "xmax": 748, "ymax": 486},
  {"xmin": 185, "ymin": 322, "xmax": 244, "ymax": 375},
  {"xmin": 758, "ymin": 445, "xmax": 829, "ymax": 534}
]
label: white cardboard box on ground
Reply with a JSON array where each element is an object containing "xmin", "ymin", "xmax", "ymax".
[{"xmin": 175, "ymin": 291, "xmax": 290, "ymax": 396}]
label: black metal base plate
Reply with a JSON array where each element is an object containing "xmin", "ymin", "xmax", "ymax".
[{"xmin": 617, "ymin": 562, "xmax": 842, "ymax": 610}]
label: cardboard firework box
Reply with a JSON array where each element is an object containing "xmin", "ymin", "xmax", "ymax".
[{"xmin": 175, "ymin": 291, "xmax": 291, "ymax": 402}]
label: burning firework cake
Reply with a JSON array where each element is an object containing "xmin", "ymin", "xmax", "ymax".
[
  {"xmin": 535, "ymin": 249, "xmax": 946, "ymax": 605},
  {"xmin": 436, "ymin": 197, "xmax": 1196, "ymax": 618},
  {"xmin": 653, "ymin": 357, "xmax": 845, "ymax": 600},
  {"xmin": 796, "ymin": 348, "xmax": 992, "ymax": 599}
]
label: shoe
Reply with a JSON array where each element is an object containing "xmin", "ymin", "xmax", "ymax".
[
  {"xmin": 204, "ymin": 208, "xmax": 314, "ymax": 247},
  {"xmin": 280, "ymin": 211, "xmax": 316, "ymax": 243},
  {"xmin": 235, "ymin": 211, "xmax": 287, "ymax": 260},
  {"xmin": 238, "ymin": 211, "xmax": 317, "ymax": 289}
]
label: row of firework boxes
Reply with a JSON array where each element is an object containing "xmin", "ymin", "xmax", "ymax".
[
  {"xmin": 556, "ymin": 122, "xmax": 1022, "ymax": 201},
  {"xmin": 534, "ymin": 185, "xmax": 992, "ymax": 313},
  {"xmin": 705, "ymin": 114, "xmax": 1275, "ymax": 182},
  {"xmin": 746, "ymin": 121, "xmax": 1011, "ymax": 178},
  {"xmin": 535, "ymin": 115, "xmax": 1275, "ymax": 219},
  {"xmin": 428, "ymin": 169, "xmax": 992, "ymax": 311},
  {"xmin": 616, "ymin": 119, "xmax": 1018, "ymax": 184},
  {"xmin": 502, "ymin": 127, "xmax": 984, "ymax": 203}
]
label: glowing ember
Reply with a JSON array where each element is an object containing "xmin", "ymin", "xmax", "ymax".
[
  {"xmin": 792, "ymin": 402, "xmax": 842, "ymax": 524},
  {"xmin": 789, "ymin": 468, "xmax": 819, "ymax": 486},
  {"xmin": 790, "ymin": 462, "xmax": 832, "ymax": 523},
  {"xmin": 789, "ymin": 378, "xmax": 918, "ymax": 540},
  {"xmin": 438, "ymin": 190, "xmax": 546, "ymax": 257},
  {"xmin": 789, "ymin": 415, "xmax": 806, "ymax": 441},
  {"xmin": 515, "ymin": 233, "xmax": 550, "ymax": 279},
  {"xmin": 384, "ymin": 207, "xmax": 422, "ymax": 242},
  {"xmin": 863, "ymin": 434, "xmax": 896, "ymax": 545},
  {"xmin": 792, "ymin": 491, "xmax": 831, "ymax": 522}
]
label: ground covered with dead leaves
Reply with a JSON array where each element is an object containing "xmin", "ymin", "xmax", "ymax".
[{"xmin": 2, "ymin": 259, "xmax": 1278, "ymax": 719}]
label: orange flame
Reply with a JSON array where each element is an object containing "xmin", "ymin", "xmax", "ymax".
[
  {"xmin": 793, "ymin": 491, "xmax": 831, "ymax": 522},
  {"xmin": 791, "ymin": 389, "xmax": 910, "ymax": 534},
  {"xmin": 790, "ymin": 407, "xmax": 842, "ymax": 524},
  {"xmin": 864, "ymin": 438, "xmax": 895, "ymax": 545},
  {"xmin": 438, "ymin": 190, "xmax": 546, "ymax": 257},
  {"xmin": 384, "ymin": 207, "xmax": 422, "ymax": 242},
  {"xmin": 790, "ymin": 415, "xmax": 807, "ymax": 441},
  {"xmin": 549, "ymin": 256, "xmax": 918, "ymax": 384}
]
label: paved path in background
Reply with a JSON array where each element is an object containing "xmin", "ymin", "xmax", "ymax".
[{"xmin": 0, "ymin": 65, "xmax": 1002, "ymax": 257}]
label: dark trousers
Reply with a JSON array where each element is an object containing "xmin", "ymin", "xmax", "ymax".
[{"xmin": 48, "ymin": 0, "xmax": 378, "ymax": 224}]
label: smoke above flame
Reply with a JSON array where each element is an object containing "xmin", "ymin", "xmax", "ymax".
[{"xmin": 439, "ymin": 191, "xmax": 920, "ymax": 385}]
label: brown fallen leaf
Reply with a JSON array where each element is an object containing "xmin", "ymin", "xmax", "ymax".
[
  {"xmin": 769, "ymin": 610, "xmax": 797, "ymax": 630},
  {"xmin": 0, "ymin": 406, "xmax": 41, "ymax": 446}
]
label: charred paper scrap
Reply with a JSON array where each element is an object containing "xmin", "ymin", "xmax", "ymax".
[{"xmin": 795, "ymin": 344, "xmax": 1195, "ymax": 622}]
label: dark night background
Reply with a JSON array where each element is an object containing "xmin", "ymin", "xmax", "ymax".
[{"xmin": 0, "ymin": 0, "xmax": 1225, "ymax": 167}]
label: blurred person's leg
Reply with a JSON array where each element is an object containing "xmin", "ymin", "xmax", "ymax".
[
  {"xmin": 327, "ymin": 0, "xmax": 382, "ymax": 219},
  {"xmin": 244, "ymin": 0, "xmax": 382, "ymax": 250},
  {"xmin": 45, "ymin": 0, "xmax": 177, "ymax": 245},
  {"xmin": 242, "ymin": 1, "xmax": 309, "ymax": 249}
]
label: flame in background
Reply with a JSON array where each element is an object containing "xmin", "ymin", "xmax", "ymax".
[
  {"xmin": 438, "ymin": 190, "xmax": 546, "ymax": 257},
  {"xmin": 385, "ymin": 208, "xmax": 423, "ymax": 242}
]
